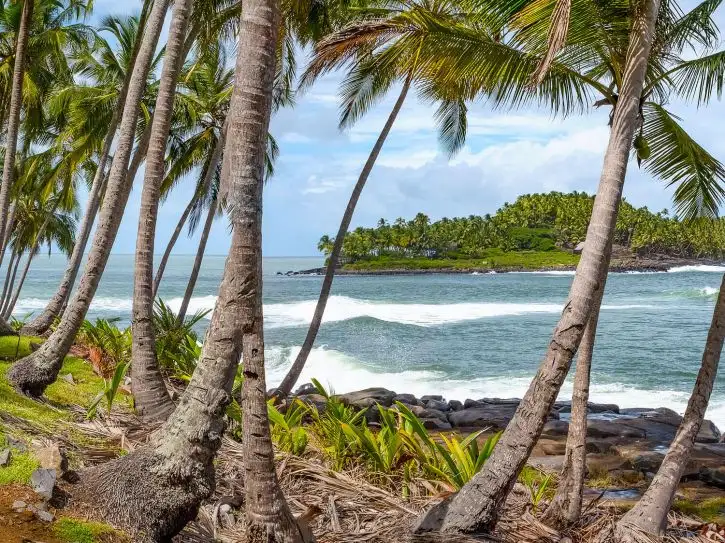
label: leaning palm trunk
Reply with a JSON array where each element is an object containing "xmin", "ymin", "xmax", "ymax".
[
  {"xmin": 152, "ymin": 124, "xmax": 226, "ymax": 296},
  {"xmin": 0, "ymin": 0, "xmax": 33, "ymax": 257},
  {"xmin": 542, "ymin": 257, "xmax": 608, "ymax": 528},
  {"xmin": 131, "ymin": 0, "xmax": 193, "ymax": 423},
  {"xmin": 7, "ymin": 0, "xmax": 170, "ymax": 397},
  {"xmin": 0, "ymin": 0, "xmax": 33, "ymax": 335},
  {"xmin": 176, "ymin": 198, "xmax": 216, "ymax": 325},
  {"xmin": 73, "ymin": 3, "xmax": 312, "ymax": 540},
  {"xmin": 413, "ymin": 0, "xmax": 660, "ymax": 534},
  {"xmin": 23, "ymin": 1, "xmax": 155, "ymax": 337},
  {"xmin": 1, "ymin": 250, "xmax": 20, "ymax": 314},
  {"xmin": 1, "ymin": 204, "xmax": 16, "ymax": 267},
  {"xmin": 4, "ymin": 250, "xmax": 35, "ymax": 319},
  {"xmin": 21, "ymin": 173, "xmax": 106, "ymax": 336},
  {"xmin": 611, "ymin": 274, "xmax": 725, "ymax": 542},
  {"xmin": 274, "ymin": 75, "xmax": 412, "ymax": 398}
]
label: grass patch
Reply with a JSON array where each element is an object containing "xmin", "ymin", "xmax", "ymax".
[
  {"xmin": 0, "ymin": 335, "xmax": 42, "ymax": 359},
  {"xmin": 53, "ymin": 517, "xmax": 124, "ymax": 543},
  {"xmin": 0, "ymin": 434, "xmax": 39, "ymax": 485},
  {"xmin": 343, "ymin": 249, "xmax": 580, "ymax": 272},
  {"xmin": 673, "ymin": 497, "xmax": 725, "ymax": 524}
]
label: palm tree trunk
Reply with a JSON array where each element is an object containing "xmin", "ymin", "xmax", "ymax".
[
  {"xmin": 0, "ymin": 204, "xmax": 16, "ymax": 270},
  {"xmin": 21, "ymin": 172, "xmax": 107, "ymax": 336},
  {"xmin": 612, "ymin": 274, "xmax": 725, "ymax": 541},
  {"xmin": 4, "ymin": 250, "xmax": 35, "ymax": 319},
  {"xmin": 152, "ymin": 124, "xmax": 226, "ymax": 297},
  {"xmin": 0, "ymin": 0, "xmax": 33, "ymax": 256},
  {"xmin": 274, "ymin": 75, "xmax": 412, "ymax": 398},
  {"xmin": 73, "ymin": 3, "xmax": 312, "ymax": 540},
  {"xmin": 542, "ymin": 261, "xmax": 608, "ymax": 528},
  {"xmin": 1, "ymin": 251, "xmax": 22, "ymax": 317},
  {"xmin": 175, "ymin": 199, "xmax": 216, "ymax": 325},
  {"xmin": 413, "ymin": 0, "xmax": 660, "ymax": 534},
  {"xmin": 131, "ymin": 0, "xmax": 193, "ymax": 423},
  {"xmin": 0, "ymin": 250, "xmax": 19, "ymax": 312},
  {"xmin": 22, "ymin": 1, "xmax": 156, "ymax": 337},
  {"xmin": 8, "ymin": 0, "xmax": 170, "ymax": 397}
]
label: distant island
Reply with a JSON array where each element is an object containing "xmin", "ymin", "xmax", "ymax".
[{"xmin": 303, "ymin": 192, "xmax": 725, "ymax": 274}]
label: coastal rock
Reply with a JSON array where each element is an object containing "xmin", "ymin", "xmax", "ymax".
[
  {"xmin": 393, "ymin": 394, "xmax": 419, "ymax": 406},
  {"xmin": 296, "ymin": 394, "xmax": 327, "ymax": 412},
  {"xmin": 425, "ymin": 399, "xmax": 449, "ymax": 412},
  {"xmin": 30, "ymin": 468, "xmax": 56, "ymax": 500},
  {"xmin": 698, "ymin": 420, "xmax": 722, "ymax": 444},
  {"xmin": 421, "ymin": 395, "xmax": 443, "ymax": 402},
  {"xmin": 542, "ymin": 420, "xmax": 569, "ymax": 436},
  {"xmin": 448, "ymin": 400, "xmax": 463, "ymax": 412},
  {"xmin": 0, "ymin": 448, "xmax": 10, "ymax": 466},
  {"xmin": 411, "ymin": 406, "xmax": 447, "ymax": 421},
  {"xmin": 294, "ymin": 383, "xmax": 317, "ymax": 396},
  {"xmin": 422, "ymin": 418, "xmax": 452, "ymax": 431},
  {"xmin": 339, "ymin": 388, "xmax": 397, "ymax": 408},
  {"xmin": 556, "ymin": 401, "xmax": 620, "ymax": 414},
  {"xmin": 700, "ymin": 467, "xmax": 725, "ymax": 488},
  {"xmin": 448, "ymin": 404, "xmax": 518, "ymax": 430},
  {"xmin": 482, "ymin": 397, "xmax": 521, "ymax": 405},
  {"xmin": 464, "ymin": 399, "xmax": 485, "ymax": 409}
]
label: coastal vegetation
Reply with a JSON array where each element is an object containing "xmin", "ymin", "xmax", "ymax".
[
  {"xmin": 0, "ymin": 0, "xmax": 724, "ymax": 542},
  {"xmin": 320, "ymin": 191, "xmax": 725, "ymax": 270}
]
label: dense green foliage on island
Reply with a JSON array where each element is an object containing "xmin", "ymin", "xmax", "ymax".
[{"xmin": 319, "ymin": 192, "xmax": 725, "ymax": 267}]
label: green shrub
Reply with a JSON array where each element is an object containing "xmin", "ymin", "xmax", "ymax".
[
  {"xmin": 153, "ymin": 299, "xmax": 209, "ymax": 380},
  {"xmin": 268, "ymin": 399, "xmax": 309, "ymax": 456}
]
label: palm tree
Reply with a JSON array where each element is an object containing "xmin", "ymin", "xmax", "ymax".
[
  {"xmin": 414, "ymin": 0, "xmax": 662, "ymax": 534},
  {"xmin": 0, "ymin": 0, "xmax": 33, "ymax": 259},
  {"xmin": 611, "ymin": 273, "xmax": 725, "ymax": 541},
  {"xmin": 131, "ymin": 0, "xmax": 194, "ymax": 423},
  {"xmin": 8, "ymin": 0, "xmax": 170, "ymax": 396},
  {"xmin": 275, "ymin": 0, "xmax": 473, "ymax": 397},
  {"xmin": 74, "ymin": 2, "xmax": 312, "ymax": 540},
  {"xmin": 22, "ymin": 8, "xmax": 157, "ymax": 336},
  {"xmin": 0, "ymin": 0, "xmax": 33, "ymax": 335}
]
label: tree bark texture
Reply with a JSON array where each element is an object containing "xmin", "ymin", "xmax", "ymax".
[{"xmin": 413, "ymin": 0, "xmax": 660, "ymax": 534}]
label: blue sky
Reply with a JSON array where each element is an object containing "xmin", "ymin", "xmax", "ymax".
[{"xmin": 91, "ymin": 0, "xmax": 725, "ymax": 256}]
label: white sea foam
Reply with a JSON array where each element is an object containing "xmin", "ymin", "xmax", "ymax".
[
  {"xmin": 668, "ymin": 264, "xmax": 725, "ymax": 273},
  {"xmin": 699, "ymin": 287, "xmax": 719, "ymax": 296},
  {"xmin": 515, "ymin": 270, "xmax": 577, "ymax": 276},
  {"xmin": 13, "ymin": 296, "xmax": 133, "ymax": 314},
  {"xmin": 266, "ymin": 345, "xmax": 725, "ymax": 429},
  {"xmin": 167, "ymin": 295, "xmax": 651, "ymax": 328}
]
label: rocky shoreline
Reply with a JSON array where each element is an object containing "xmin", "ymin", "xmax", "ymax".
[
  {"xmin": 279, "ymin": 254, "xmax": 721, "ymax": 276},
  {"xmin": 288, "ymin": 385, "xmax": 725, "ymax": 493}
]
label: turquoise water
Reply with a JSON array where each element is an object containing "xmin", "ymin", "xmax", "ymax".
[{"xmin": 12, "ymin": 255, "xmax": 725, "ymax": 427}]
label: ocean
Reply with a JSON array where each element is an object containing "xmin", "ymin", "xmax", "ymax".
[{"xmin": 11, "ymin": 255, "xmax": 725, "ymax": 428}]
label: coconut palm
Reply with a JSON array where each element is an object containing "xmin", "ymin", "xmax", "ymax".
[
  {"xmin": 73, "ymin": 1, "xmax": 312, "ymax": 540},
  {"xmin": 275, "ymin": 0, "xmax": 480, "ymax": 397},
  {"xmin": 131, "ymin": 0, "xmax": 194, "ymax": 423},
  {"xmin": 413, "ymin": 0, "xmax": 662, "ymax": 533},
  {"xmin": 22, "ymin": 7, "xmax": 159, "ymax": 336},
  {"xmin": 8, "ymin": 0, "xmax": 170, "ymax": 396},
  {"xmin": 0, "ymin": 0, "xmax": 33, "ymax": 335}
]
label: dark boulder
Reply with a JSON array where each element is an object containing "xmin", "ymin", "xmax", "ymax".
[
  {"xmin": 448, "ymin": 403, "xmax": 519, "ymax": 430},
  {"xmin": 425, "ymin": 399, "xmax": 449, "ymax": 412},
  {"xmin": 338, "ymin": 388, "xmax": 397, "ymax": 409},
  {"xmin": 393, "ymin": 393, "xmax": 419, "ymax": 406},
  {"xmin": 448, "ymin": 400, "xmax": 464, "ymax": 412}
]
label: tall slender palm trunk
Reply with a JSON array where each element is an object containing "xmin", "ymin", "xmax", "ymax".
[
  {"xmin": 542, "ymin": 254, "xmax": 608, "ymax": 528},
  {"xmin": 131, "ymin": 0, "xmax": 193, "ymax": 423},
  {"xmin": 0, "ymin": 0, "xmax": 33, "ymax": 335},
  {"xmin": 4, "ymin": 251, "xmax": 35, "ymax": 319},
  {"xmin": 153, "ymin": 124, "xmax": 226, "ymax": 297},
  {"xmin": 1, "ymin": 250, "xmax": 20, "ymax": 313},
  {"xmin": 23, "ymin": 2, "xmax": 156, "ymax": 337},
  {"xmin": 0, "ymin": 204, "xmax": 16, "ymax": 269},
  {"xmin": 74, "ymin": 3, "xmax": 312, "ymax": 540},
  {"xmin": 413, "ymin": 0, "xmax": 660, "ymax": 534},
  {"xmin": 0, "ymin": 0, "xmax": 33, "ymax": 256},
  {"xmin": 612, "ymin": 274, "xmax": 725, "ymax": 542},
  {"xmin": 8, "ymin": 0, "xmax": 170, "ymax": 397},
  {"xmin": 176, "ymin": 199, "xmax": 216, "ymax": 325},
  {"xmin": 275, "ymin": 76, "xmax": 411, "ymax": 398}
]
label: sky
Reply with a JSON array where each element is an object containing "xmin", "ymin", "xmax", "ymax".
[{"xmin": 89, "ymin": 0, "xmax": 725, "ymax": 257}]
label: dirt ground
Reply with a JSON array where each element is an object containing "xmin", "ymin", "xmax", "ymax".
[{"xmin": 0, "ymin": 485, "xmax": 63, "ymax": 543}]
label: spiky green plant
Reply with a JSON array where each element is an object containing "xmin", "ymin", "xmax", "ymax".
[{"xmin": 268, "ymin": 399, "xmax": 309, "ymax": 456}]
